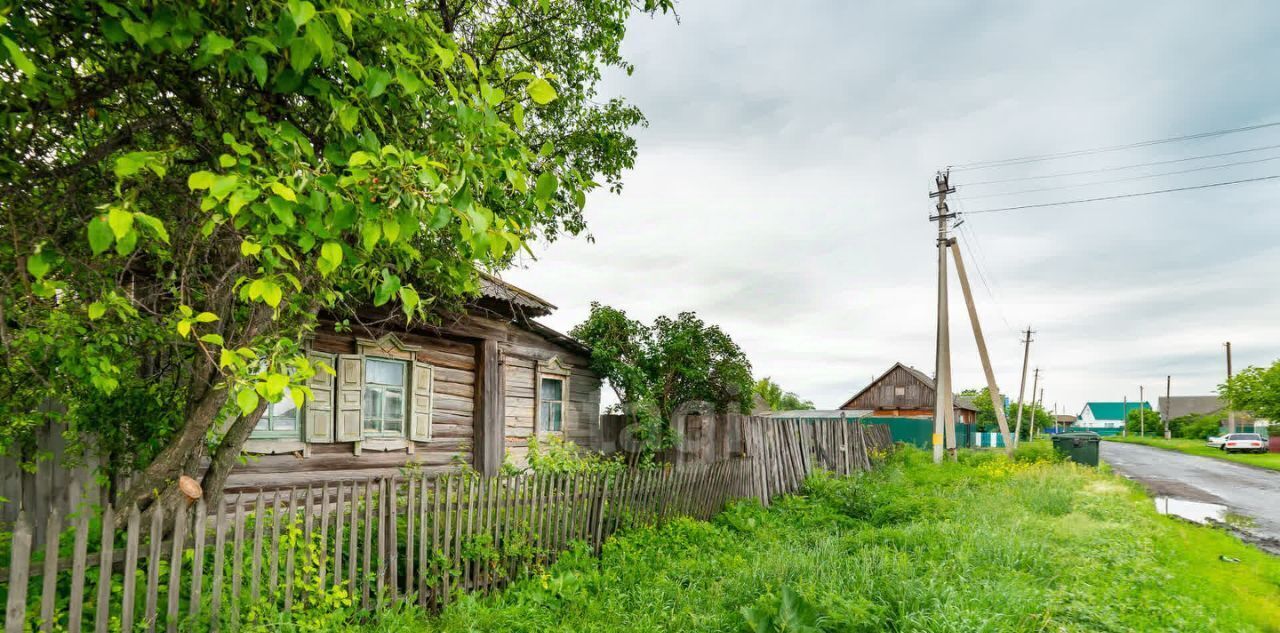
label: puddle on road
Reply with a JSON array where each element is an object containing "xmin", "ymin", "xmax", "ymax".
[{"xmin": 1154, "ymin": 497, "xmax": 1228, "ymax": 524}]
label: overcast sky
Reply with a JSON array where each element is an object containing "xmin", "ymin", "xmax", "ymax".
[{"xmin": 505, "ymin": 1, "xmax": 1280, "ymax": 416}]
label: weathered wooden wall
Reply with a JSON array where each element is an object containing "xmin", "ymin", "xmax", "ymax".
[
  {"xmin": 0, "ymin": 422, "xmax": 97, "ymax": 546},
  {"xmin": 499, "ymin": 325, "xmax": 602, "ymax": 466},
  {"xmin": 844, "ymin": 365, "xmax": 936, "ymax": 411}
]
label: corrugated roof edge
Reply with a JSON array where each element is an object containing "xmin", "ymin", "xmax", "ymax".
[{"xmin": 478, "ymin": 272, "xmax": 558, "ymax": 315}]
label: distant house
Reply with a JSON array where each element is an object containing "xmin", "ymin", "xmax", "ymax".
[
  {"xmin": 1053, "ymin": 414, "xmax": 1077, "ymax": 428},
  {"xmin": 1158, "ymin": 395, "xmax": 1231, "ymax": 420},
  {"xmin": 1077, "ymin": 402, "xmax": 1151, "ymax": 430},
  {"xmin": 839, "ymin": 362, "xmax": 978, "ymax": 424}
]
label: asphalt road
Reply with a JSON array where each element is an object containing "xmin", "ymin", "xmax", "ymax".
[{"xmin": 1101, "ymin": 441, "xmax": 1280, "ymax": 550}]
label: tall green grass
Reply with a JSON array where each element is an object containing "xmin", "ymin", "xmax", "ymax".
[{"xmin": 296, "ymin": 447, "xmax": 1280, "ymax": 632}]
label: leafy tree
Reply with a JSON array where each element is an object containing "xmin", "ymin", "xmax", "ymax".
[
  {"xmin": 1220, "ymin": 359, "xmax": 1280, "ymax": 424},
  {"xmin": 753, "ymin": 377, "xmax": 814, "ymax": 412},
  {"xmin": 1122, "ymin": 406, "xmax": 1157, "ymax": 436},
  {"xmin": 571, "ymin": 303, "xmax": 754, "ymax": 451},
  {"xmin": 0, "ymin": 0, "xmax": 672, "ymax": 513}
]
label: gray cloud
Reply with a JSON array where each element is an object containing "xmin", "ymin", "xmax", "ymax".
[{"xmin": 506, "ymin": 0, "xmax": 1280, "ymax": 413}]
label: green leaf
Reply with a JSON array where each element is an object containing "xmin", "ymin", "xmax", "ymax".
[
  {"xmin": 210, "ymin": 175, "xmax": 240, "ymax": 200},
  {"xmin": 236, "ymin": 389, "xmax": 260, "ymax": 415},
  {"xmin": 373, "ymin": 271, "xmax": 401, "ymax": 306},
  {"xmin": 361, "ymin": 219, "xmax": 381, "ymax": 250},
  {"xmin": 269, "ymin": 182, "xmax": 297, "ymax": 202},
  {"xmin": 107, "ymin": 207, "xmax": 134, "ymax": 239},
  {"xmin": 88, "ymin": 216, "xmax": 114, "ymax": 254},
  {"xmin": 265, "ymin": 373, "xmax": 290, "ymax": 398},
  {"xmin": 289, "ymin": 37, "xmax": 316, "ymax": 73},
  {"xmin": 333, "ymin": 8, "xmax": 354, "ymax": 39},
  {"xmin": 241, "ymin": 240, "xmax": 262, "ymax": 256},
  {"xmin": 318, "ymin": 241, "xmax": 343, "ymax": 275},
  {"xmin": 365, "ymin": 68, "xmax": 392, "ymax": 98},
  {"xmin": 526, "ymin": 78, "xmax": 557, "ymax": 105},
  {"xmin": 247, "ymin": 54, "xmax": 268, "ymax": 88},
  {"xmin": 177, "ymin": 320, "xmax": 192, "ymax": 338},
  {"xmin": 287, "ymin": 0, "xmax": 317, "ymax": 26},
  {"xmin": 219, "ymin": 348, "xmax": 237, "ymax": 369},
  {"xmin": 188, "ymin": 171, "xmax": 216, "ymax": 190},
  {"xmin": 535, "ymin": 171, "xmax": 558, "ymax": 202},
  {"xmin": 261, "ymin": 280, "xmax": 283, "ymax": 308},
  {"xmin": 195, "ymin": 312, "xmax": 219, "ymax": 323},
  {"xmin": 399, "ymin": 286, "xmax": 420, "ymax": 315},
  {"xmin": 381, "ymin": 217, "xmax": 401, "ymax": 244},
  {"xmin": 133, "ymin": 212, "xmax": 170, "ymax": 244},
  {"xmin": 88, "ymin": 302, "xmax": 107, "ymax": 320},
  {"xmin": 26, "ymin": 249, "xmax": 52, "ymax": 279},
  {"xmin": 114, "ymin": 229, "xmax": 138, "ymax": 255},
  {"xmin": 396, "ymin": 66, "xmax": 422, "ymax": 94},
  {"xmin": 349, "ymin": 151, "xmax": 376, "ymax": 167},
  {"xmin": 2, "ymin": 35, "xmax": 36, "ymax": 76},
  {"xmin": 201, "ymin": 32, "xmax": 235, "ymax": 56},
  {"xmin": 199, "ymin": 333, "xmax": 225, "ymax": 346},
  {"xmin": 219, "ymin": 154, "xmax": 237, "ymax": 168}
]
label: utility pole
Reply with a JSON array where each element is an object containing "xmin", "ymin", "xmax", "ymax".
[
  {"xmin": 931, "ymin": 171, "xmax": 957, "ymax": 463},
  {"xmin": 1139, "ymin": 385, "xmax": 1145, "ymax": 437},
  {"xmin": 947, "ymin": 240, "xmax": 1015, "ymax": 453},
  {"xmin": 1035, "ymin": 387, "xmax": 1045, "ymax": 440},
  {"xmin": 1026, "ymin": 367, "xmax": 1039, "ymax": 444},
  {"xmin": 1013, "ymin": 326, "xmax": 1033, "ymax": 448},
  {"xmin": 1226, "ymin": 342, "xmax": 1236, "ymax": 434},
  {"xmin": 1165, "ymin": 375, "xmax": 1171, "ymax": 439}
]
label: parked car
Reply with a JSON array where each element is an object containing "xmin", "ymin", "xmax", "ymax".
[
  {"xmin": 1221, "ymin": 433, "xmax": 1267, "ymax": 454},
  {"xmin": 1206, "ymin": 435, "xmax": 1227, "ymax": 448}
]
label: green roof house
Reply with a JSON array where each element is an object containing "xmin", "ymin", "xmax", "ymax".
[{"xmin": 1078, "ymin": 401, "xmax": 1152, "ymax": 429}]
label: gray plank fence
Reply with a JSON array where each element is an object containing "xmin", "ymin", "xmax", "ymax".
[{"xmin": 1, "ymin": 418, "xmax": 892, "ymax": 631}]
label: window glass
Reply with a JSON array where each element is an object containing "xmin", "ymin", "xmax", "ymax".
[
  {"xmin": 540, "ymin": 377, "xmax": 563, "ymax": 401},
  {"xmin": 366, "ymin": 358, "xmax": 406, "ymax": 386},
  {"xmin": 539, "ymin": 377, "xmax": 564, "ymax": 432},
  {"xmin": 254, "ymin": 386, "xmax": 300, "ymax": 436},
  {"xmin": 364, "ymin": 357, "xmax": 407, "ymax": 435}
]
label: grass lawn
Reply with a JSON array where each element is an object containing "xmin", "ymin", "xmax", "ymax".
[
  {"xmin": 1107, "ymin": 435, "xmax": 1280, "ymax": 472},
  {"xmin": 339, "ymin": 446, "xmax": 1280, "ymax": 633}
]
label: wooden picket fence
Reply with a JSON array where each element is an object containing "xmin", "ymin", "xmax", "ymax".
[{"xmin": 1, "ymin": 418, "xmax": 893, "ymax": 631}]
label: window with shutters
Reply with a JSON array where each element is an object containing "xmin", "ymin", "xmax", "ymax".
[
  {"xmin": 335, "ymin": 334, "xmax": 434, "ymax": 449},
  {"xmin": 363, "ymin": 357, "xmax": 408, "ymax": 436}
]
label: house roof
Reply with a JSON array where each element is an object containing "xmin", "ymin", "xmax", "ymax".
[
  {"xmin": 1158, "ymin": 395, "xmax": 1226, "ymax": 420},
  {"xmin": 1081, "ymin": 401, "xmax": 1151, "ymax": 421},
  {"xmin": 839, "ymin": 362, "xmax": 978, "ymax": 411},
  {"xmin": 478, "ymin": 273, "xmax": 557, "ymax": 317}
]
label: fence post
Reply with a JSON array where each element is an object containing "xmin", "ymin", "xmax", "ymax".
[{"xmin": 5, "ymin": 512, "xmax": 32, "ymax": 633}]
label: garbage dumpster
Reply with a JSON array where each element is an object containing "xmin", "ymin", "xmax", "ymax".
[{"xmin": 1051, "ymin": 431, "xmax": 1101, "ymax": 466}]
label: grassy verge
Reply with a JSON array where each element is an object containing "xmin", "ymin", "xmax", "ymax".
[
  {"xmin": 1107, "ymin": 435, "xmax": 1280, "ymax": 472},
  {"xmin": 337, "ymin": 446, "xmax": 1280, "ymax": 633}
]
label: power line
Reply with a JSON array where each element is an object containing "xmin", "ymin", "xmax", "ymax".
[
  {"xmin": 964, "ymin": 173, "xmax": 1280, "ymax": 215},
  {"xmin": 960, "ymin": 143, "xmax": 1280, "ymax": 186},
  {"xmin": 956, "ymin": 222, "xmax": 1016, "ymax": 337},
  {"xmin": 962, "ymin": 153, "xmax": 1280, "ymax": 200},
  {"xmin": 949, "ymin": 121, "xmax": 1280, "ymax": 171}
]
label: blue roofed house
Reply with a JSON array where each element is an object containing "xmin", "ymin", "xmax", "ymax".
[{"xmin": 1077, "ymin": 401, "xmax": 1152, "ymax": 434}]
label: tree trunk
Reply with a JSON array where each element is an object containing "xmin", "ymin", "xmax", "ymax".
[
  {"xmin": 112, "ymin": 381, "xmax": 228, "ymax": 517},
  {"xmin": 199, "ymin": 402, "xmax": 267, "ymax": 509}
]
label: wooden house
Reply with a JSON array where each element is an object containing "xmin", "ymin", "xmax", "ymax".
[
  {"xmin": 226, "ymin": 276, "xmax": 602, "ymax": 491},
  {"xmin": 838, "ymin": 362, "xmax": 977, "ymax": 424}
]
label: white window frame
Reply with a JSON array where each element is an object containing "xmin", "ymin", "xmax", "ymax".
[{"xmin": 362, "ymin": 356, "xmax": 409, "ymax": 437}]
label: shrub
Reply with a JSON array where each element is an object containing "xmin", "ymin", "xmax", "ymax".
[{"xmin": 525, "ymin": 436, "xmax": 627, "ymax": 475}]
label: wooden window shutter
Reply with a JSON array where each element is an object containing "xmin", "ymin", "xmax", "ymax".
[
  {"xmin": 305, "ymin": 351, "xmax": 336, "ymax": 443},
  {"xmin": 336, "ymin": 353, "xmax": 364, "ymax": 442},
  {"xmin": 409, "ymin": 360, "xmax": 433, "ymax": 442}
]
